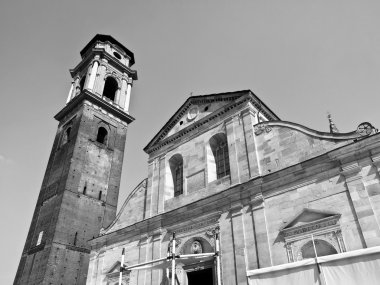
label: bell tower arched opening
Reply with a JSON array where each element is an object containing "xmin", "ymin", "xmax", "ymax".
[{"xmin": 103, "ymin": 77, "xmax": 118, "ymax": 101}]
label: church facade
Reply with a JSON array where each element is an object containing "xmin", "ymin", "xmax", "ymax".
[
  {"xmin": 87, "ymin": 85, "xmax": 380, "ymax": 284},
  {"xmin": 16, "ymin": 35, "xmax": 380, "ymax": 285}
]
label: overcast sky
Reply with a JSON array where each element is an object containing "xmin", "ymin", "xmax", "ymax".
[{"xmin": 1, "ymin": 0, "xmax": 380, "ymax": 283}]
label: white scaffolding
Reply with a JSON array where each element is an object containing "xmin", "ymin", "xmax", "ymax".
[{"xmin": 118, "ymin": 230, "xmax": 222, "ymax": 285}]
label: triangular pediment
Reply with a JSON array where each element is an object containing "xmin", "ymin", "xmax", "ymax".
[
  {"xmin": 143, "ymin": 90, "xmax": 280, "ymax": 153},
  {"xmin": 107, "ymin": 261, "xmax": 122, "ymax": 274},
  {"xmin": 282, "ymin": 208, "xmax": 340, "ymax": 230}
]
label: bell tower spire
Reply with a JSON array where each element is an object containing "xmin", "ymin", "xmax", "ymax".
[{"xmin": 14, "ymin": 35, "xmax": 137, "ymax": 285}]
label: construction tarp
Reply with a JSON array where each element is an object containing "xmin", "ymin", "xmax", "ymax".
[{"xmin": 247, "ymin": 246, "xmax": 380, "ymax": 285}]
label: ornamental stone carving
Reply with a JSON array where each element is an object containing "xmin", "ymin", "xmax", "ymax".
[
  {"xmin": 254, "ymin": 124, "xmax": 272, "ymax": 136},
  {"xmin": 191, "ymin": 241, "xmax": 203, "ymax": 254},
  {"xmin": 280, "ymin": 208, "xmax": 345, "ymax": 262}
]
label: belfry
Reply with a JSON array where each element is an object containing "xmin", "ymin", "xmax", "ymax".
[{"xmin": 14, "ymin": 35, "xmax": 137, "ymax": 285}]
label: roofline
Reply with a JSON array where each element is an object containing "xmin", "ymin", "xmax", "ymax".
[
  {"xmin": 80, "ymin": 34, "xmax": 135, "ymax": 66},
  {"xmin": 143, "ymin": 89, "xmax": 280, "ymax": 152}
]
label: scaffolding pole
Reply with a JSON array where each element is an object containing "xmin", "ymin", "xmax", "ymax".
[
  {"xmin": 171, "ymin": 232, "xmax": 176, "ymax": 285},
  {"xmin": 119, "ymin": 248, "xmax": 125, "ymax": 285},
  {"xmin": 215, "ymin": 227, "xmax": 222, "ymax": 285}
]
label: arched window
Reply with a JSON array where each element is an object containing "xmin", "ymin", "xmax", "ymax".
[
  {"xmin": 301, "ymin": 239, "xmax": 337, "ymax": 259},
  {"xmin": 36, "ymin": 231, "xmax": 43, "ymax": 246},
  {"xmin": 169, "ymin": 154, "xmax": 183, "ymax": 197},
  {"xmin": 96, "ymin": 127, "xmax": 108, "ymax": 144},
  {"xmin": 62, "ymin": 126, "xmax": 72, "ymax": 145},
  {"xmin": 209, "ymin": 133, "xmax": 230, "ymax": 179},
  {"xmin": 102, "ymin": 77, "xmax": 118, "ymax": 101}
]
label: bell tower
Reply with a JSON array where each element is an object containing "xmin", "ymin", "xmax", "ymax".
[{"xmin": 14, "ymin": 35, "xmax": 137, "ymax": 285}]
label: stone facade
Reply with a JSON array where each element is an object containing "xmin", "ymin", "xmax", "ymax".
[
  {"xmin": 86, "ymin": 89, "xmax": 380, "ymax": 285},
  {"xmin": 15, "ymin": 34, "xmax": 380, "ymax": 285}
]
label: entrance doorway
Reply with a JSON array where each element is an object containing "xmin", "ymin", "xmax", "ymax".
[{"xmin": 187, "ymin": 268, "xmax": 213, "ymax": 285}]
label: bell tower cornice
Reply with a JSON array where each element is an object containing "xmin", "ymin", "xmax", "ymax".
[{"xmin": 55, "ymin": 89, "xmax": 135, "ymax": 124}]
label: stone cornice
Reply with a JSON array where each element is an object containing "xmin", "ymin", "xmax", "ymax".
[
  {"xmin": 145, "ymin": 96, "xmax": 251, "ymax": 155},
  {"xmin": 281, "ymin": 215, "xmax": 341, "ymax": 239},
  {"xmin": 256, "ymin": 121, "xmax": 361, "ymax": 140},
  {"xmin": 54, "ymin": 90, "xmax": 135, "ymax": 124},
  {"xmin": 340, "ymin": 162, "xmax": 361, "ymax": 177}
]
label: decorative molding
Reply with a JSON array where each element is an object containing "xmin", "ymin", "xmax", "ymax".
[
  {"xmin": 280, "ymin": 209, "xmax": 344, "ymax": 262},
  {"xmin": 229, "ymin": 202, "xmax": 243, "ymax": 214},
  {"xmin": 340, "ymin": 162, "xmax": 361, "ymax": 177},
  {"xmin": 281, "ymin": 215, "xmax": 340, "ymax": 238},
  {"xmin": 171, "ymin": 216, "xmax": 220, "ymax": 236},
  {"xmin": 250, "ymin": 194, "xmax": 264, "ymax": 210},
  {"xmin": 254, "ymin": 124, "xmax": 272, "ymax": 136}
]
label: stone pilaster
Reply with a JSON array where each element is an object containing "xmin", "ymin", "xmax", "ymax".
[
  {"xmin": 241, "ymin": 108, "xmax": 260, "ymax": 179},
  {"xmin": 145, "ymin": 237, "xmax": 153, "ymax": 285},
  {"xmin": 145, "ymin": 161, "xmax": 154, "ymax": 218},
  {"xmin": 242, "ymin": 202, "xmax": 259, "ymax": 270},
  {"xmin": 151, "ymin": 232, "xmax": 162, "ymax": 285},
  {"xmin": 137, "ymin": 236, "xmax": 148, "ymax": 285},
  {"xmin": 157, "ymin": 157, "xmax": 166, "ymax": 214},
  {"xmin": 230, "ymin": 203, "xmax": 248, "ymax": 285},
  {"xmin": 219, "ymin": 212, "xmax": 236, "ymax": 285},
  {"xmin": 150, "ymin": 157, "xmax": 161, "ymax": 216},
  {"xmin": 93, "ymin": 62, "xmax": 107, "ymax": 96},
  {"xmin": 341, "ymin": 161, "xmax": 380, "ymax": 247},
  {"xmin": 225, "ymin": 115, "xmax": 250, "ymax": 185},
  {"xmin": 119, "ymin": 75, "xmax": 128, "ymax": 108},
  {"xmin": 250, "ymin": 194, "xmax": 272, "ymax": 268}
]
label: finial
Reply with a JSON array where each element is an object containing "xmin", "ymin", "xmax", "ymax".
[{"xmin": 327, "ymin": 112, "xmax": 339, "ymax": 133}]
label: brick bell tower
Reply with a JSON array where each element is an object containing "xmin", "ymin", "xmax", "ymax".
[{"xmin": 14, "ymin": 35, "xmax": 137, "ymax": 285}]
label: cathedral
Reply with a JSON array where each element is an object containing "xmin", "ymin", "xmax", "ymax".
[{"xmin": 15, "ymin": 35, "xmax": 380, "ymax": 285}]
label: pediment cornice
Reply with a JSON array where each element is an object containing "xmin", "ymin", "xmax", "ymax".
[{"xmin": 144, "ymin": 90, "xmax": 280, "ymax": 154}]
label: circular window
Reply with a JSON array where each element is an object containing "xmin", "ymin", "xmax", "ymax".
[
  {"xmin": 113, "ymin": 52, "xmax": 122, "ymax": 60},
  {"xmin": 187, "ymin": 106, "xmax": 199, "ymax": 121}
]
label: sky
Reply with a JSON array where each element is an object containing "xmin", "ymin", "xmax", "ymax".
[{"xmin": 1, "ymin": 0, "xmax": 380, "ymax": 283}]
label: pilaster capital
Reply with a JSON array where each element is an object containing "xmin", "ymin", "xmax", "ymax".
[
  {"xmin": 340, "ymin": 161, "xmax": 361, "ymax": 177},
  {"xmin": 250, "ymin": 194, "xmax": 264, "ymax": 210},
  {"xmin": 150, "ymin": 228, "xmax": 164, "ymax": 241},
  {"xmin": 241, "ymin": 108, "xmax": 256, "ymax": 117},
  {"xmin": 139, "ymin": 234, "xmax": 149, "ymax": 245},
  {"xmin": 229, "ymin": 202, "xmax": 243, "ymax": 216}
]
